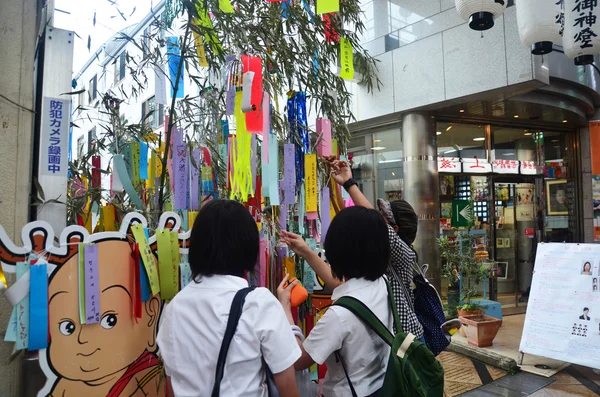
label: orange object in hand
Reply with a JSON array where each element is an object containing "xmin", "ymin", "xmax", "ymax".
[{"xmin": 289, "ymin": 278, "xmax": 309, "ymax": 308}]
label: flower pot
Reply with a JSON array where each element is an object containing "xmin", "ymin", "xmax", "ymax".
[
  {"xmin": 457, "ymin": 308, "xmax": 483, "ymax": 317},
  {"xmin": 458, "ymin": 314, "xmax": 502, "ymax": 347}
]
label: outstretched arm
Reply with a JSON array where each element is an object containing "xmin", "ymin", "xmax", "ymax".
[{"xmin": 326, "ymin": 156, "xmax": 373, "ymax": 210}]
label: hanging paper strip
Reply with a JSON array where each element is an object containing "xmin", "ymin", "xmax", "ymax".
[
  {"xmin": 84, "ymin": 244, "xmax": 101, "ymax": 324},
  {"xmin": 78, "ymin": 243, "xmax": 86, "ymax": 324},
  {"xmin": 191, "ymin": 20, "xmax": 209, "ymax": 67},
  {"xmin": 155, "ymin": 65, "xmax": 168, "ymax": 105},
  {"xmin": 189, "ymin": 210, "xmax": 199, "ymax": 230},
  {"xmin": 191, "ymin": 148, "xmax": 200, "ymax": 210},
  {"xmin": 299, "ymin": 183, "xmax": 306, "ymax": 235},
  {"xmin": 15, "ymin": 260, "xmax": 30, "ymax": 350},
  {"xmin": 258, "ymin": 239, "xmax": 268, "ymax": 287},
  {"xmin": 140, "ymin": 141, "xmax": 149, "ymax": 180},
  {"xmin": 170, "ymin": 231, "xmax": 181, "ymax": 293},
  {"xmin": 132, "ymin": 243, "xmax": 142, "ymax": 319},
  {"xmin": 101, "ymin": 205, "xmax": 117, "ymax": 231},
  {"xmin": 139, "ymin": 240, "xmax": 151, "ymax": 302},
  {"xmin": 251, "ymin": 134, "xmax": 257, "ymax": 194},
  {"xmin": 131, "ymin": 141, "xmax": 141, "ymax": 188},
  {"xmin": 131, "ymin": 225, "xmax": 160, "ymax": 296},
  {"xmin": 332, "ymin": 139, "xmax": 338, "ymax": 157},
  {"xmin": 268, "ymin": 133, "xmax": 280, "ymax": 205},
  {"xmin": 28, "ymin": 263, "xmax": 48, "ymax": 351},
  {"xmin": 195, "ymin": 2, "xmax": 223, "ymax": 55},
  {"xmin": 283, "ymin": 256, "xmax": 295, "ymax": 278},
  {"xmin": 231, "ymin": 91, "xmax": 253, "ymax": 200},
  {"xmin": 280, "ymin": 203, "xmax": 287, "ymax": 230},
  {"xmin": 305, "ymin": 154, "xmax": 318, "ymax": 212},
  {"xmin": 114, "ymin": 154, "xmax": 144, "ymax": 210},
  {"xmin": 316, "ymin": 118, "xmax": 332, "ymax": 157},
  {"xmin": 157, "ymin": 229, "xmax": 177, "ymax": 301},
  {"xmin": 323, "ymin": 13, "xmax": 339, "ymax": 43},
  {"xmin": 180, "ymin": 263, "xmax": 192, "ymax": 290},
  {"xmin": 4, "ymin": 303, "xmax": 17, "ymax": 342},
  {"xmin": 167, "ymin": 36, "xmax": 185, "ymax": 99},
  {"xmin": 288, "ymin": 92, "xmax": 309, "ymax": 187},
  {"xmin": 283, "ymin": 144, "xmax": 296, "ymax": 205},
  {"xmin": 320, "ymin": 187, "xmax": 331, "ymax": 242},
  {"xmin": 173, "ymin": 129, "xmax": 188, "ymax": 210},
  {"xmin": 241, "ymin": 55, "xmax": 264, "ymax": 133},
  {"xmin": 91, "ymin": 155, "xmax": 101, "ymax": 189},
  {"xmin": 339, "ymin": 38, "xmax": 355, "ymax": 80},
  {"xmin": 316, "ymin": 0, "xmax": 339, "ymax": 14}
]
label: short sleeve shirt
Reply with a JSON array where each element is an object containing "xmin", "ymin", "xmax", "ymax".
[
  {"xmin": 303, "ymin": 277, "xmax": 393, "ymax": 397},
  {"xmin": 157, "ymin": 275, "xmax": 301, "ymax": 397}
]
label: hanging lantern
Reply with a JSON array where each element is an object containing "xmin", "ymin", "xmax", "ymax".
[
  {"xmin": 564, "ymin": 0, "xmax": 600, "ymax": 65},
  {"xmin": 455, "ymin": 0, "xmax": 508, "ymax": 31},
  {"xmin": 517, "ymin": 0, "xmax": 564, "ymax": 55}
]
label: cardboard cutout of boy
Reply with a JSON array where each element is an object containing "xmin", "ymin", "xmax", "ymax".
[{"xmin": 0, "ymin": 212, "xmax": 186, "ymax": 397}]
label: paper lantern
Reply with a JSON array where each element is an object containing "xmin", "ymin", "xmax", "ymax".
[
  {"xmin": 455, "ymin": 0, "xmax": 508, "ymax": 31},
  {"xmin": 564, "ymin": 0, "xmax": 600, "ymax": 65},
  {"xmin": 517, "ymin": 0, "xmax": 564, "ymax": 55}
]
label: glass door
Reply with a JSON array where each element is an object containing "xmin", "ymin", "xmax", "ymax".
[{"xmin": 492, "ymin": 177, "xmax": 539, "ymax": 313}]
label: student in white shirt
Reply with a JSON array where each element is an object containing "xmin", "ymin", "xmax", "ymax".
[
  {"xmin": 157, "ymin": 199, "xmax": 301, "ymax": 397},
  {"xmin": 279, "ymin": 206, "xmax": 393, "ymax": 397}
]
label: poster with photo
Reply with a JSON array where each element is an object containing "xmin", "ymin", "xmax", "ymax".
[{"xmin": 520, "ymin": 243, "xmax": 600, "ymax": 370}]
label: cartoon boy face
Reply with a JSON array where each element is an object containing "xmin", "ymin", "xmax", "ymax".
[{"xmin": 48, "ymin": 240, "xmax": 161, "ymax": 385}]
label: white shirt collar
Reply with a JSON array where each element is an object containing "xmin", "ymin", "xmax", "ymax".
[
  {"xmin": 190, "ymin": 274, "xmax": 249, "ymax": 289},
  {"xmin": 331, "ymin": 277, "xmax": 379, "ymax": 301}
]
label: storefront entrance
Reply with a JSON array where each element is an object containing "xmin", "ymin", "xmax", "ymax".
[{"xmin": 491, "ymin": 177, "xmax": 541, "ymax": 314}]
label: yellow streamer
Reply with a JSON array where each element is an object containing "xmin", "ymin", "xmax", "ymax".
[
  {"xmin": 195, "ymin": 3, "xmax": 223, "ymax": 55},
  {"xmin": 230, "ymin": 92, "xmax": 253, "ymax": 201},
  {"xmin": 339, "ymin": 38, "xmax": 355, "ymax": 80},
  {"xmin": 332, "ymin": 139, "xmax": 338, "ymax": 157},
  {"xmin": 101, "ymin": 205, "xmax": 117, "ymax": 232},
  {"xmin": 191, "ymin": 20, "xmax": 209, "ymax": 67},
  {"xmin": 219, "ymin": 0, "xmax": 235, "ymax": 13},
  {"xmin": 305, "ymin": 154, "xmax": 318, "ymax": 212},
  {"xmin": 188, "ymin": 211, "xmax": 199, "ymax": 230}
]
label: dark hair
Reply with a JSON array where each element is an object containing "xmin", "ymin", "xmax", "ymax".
[
  {"xmin": 189, "ymin": 199, "xmax": 259, "ymax": 279},
  {"xmin": 390, "ymin": 200, "xmax": 418, "ymax": 246},
  {"xmin": 584, "ymin": 307, "xmax": 589, "ymax": 311},
  {"xmin": 324, "ymin": 206, "xmax": 389, "ymax": 282}
]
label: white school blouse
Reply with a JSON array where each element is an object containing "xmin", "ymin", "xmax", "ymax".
[
  {"xmin": 303, "ymin": 277, "xmax": 393, "ymax": 397},
  {"xmin": 157, "ymin": 275, "xmax": 301, "ymax": 397}
]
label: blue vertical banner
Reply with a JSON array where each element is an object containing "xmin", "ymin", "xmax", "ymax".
[
  {"xmin": 167, "ymin": 36, "xmax": 184, "ymax": 99},
  {"xmin": 28, "ymin": 264, "xmax": 48, "ymax": 351},
  {"xmin": 139, "ymin": 141, "xmax": 149, "ymax": 180}
]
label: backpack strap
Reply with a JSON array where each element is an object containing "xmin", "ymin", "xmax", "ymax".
[
  {"xmin": 385, "ymin": 278, "xmax": 403, "ymax": 334},
  {"xmin": 334, "ymin": 296, "xmax": 394, "ymax": 346},
  {"xmin": 211, "ymin": 287, "xmax": 256, "ymax": 397},
  {"xmin": 334, "ymin": 351, "xmax": 359, "ymax": 397}
]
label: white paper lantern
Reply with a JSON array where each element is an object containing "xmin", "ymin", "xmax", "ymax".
[
  {"xmin": 517, "ymin": 0, "xmax": 564, "ymax": 55},
  {"xmin": 564, "ymin": 0, "xmax": 600, "ymax": 65},
  {"xmin": 455, "ymin": 0, "xmax": 508, "ymax": 31}
]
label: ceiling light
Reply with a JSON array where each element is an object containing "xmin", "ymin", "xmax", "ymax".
[
  {"xmin": 392, "ymin": 172, "xmax": 396, "ymax": 176},
  {"xmin": 502, "ymin": 152, "xmax": 515, "ymax": 156},
  {"xmin": 459, "ymin": 109, "xmax": 465, "ymax": 113},
  {"xmin": 378, "ymin": 159, "xmax": 402, "ymax": 164},
  {"xmin": 562, "ymin": 119, "xmax": 568, "ymax": 123},
  {"xmin": 524, "ymin": 132, "xmax": 532, "ymax": 136},
  {"xmin": 444, "ymin": 149, "xmax": 457, "ymax": 154},
  {"xmin": 473, "ymin": 137, "xmax": 485, "ymax": 141},
  {"xmin": 551, "ymin": 139, "xmax": 559, "ymax": 143},
  {"xmin": 514, "ymin": 115, "xmax": 519, "ymax": 118},
  {"xmin": 436, "ymin": 131, "xmax": 442, "ymax": 135},
  {"xmin": 446, "ymin": 125, "xmax": 453, "ymax": 131},
  {"xmin": 374, "ymin": 139, "xmax": 382, "ymax": 143},
  {"xmin": 371, "ymin": 146, "xmax": 386, "ymax": 151}
]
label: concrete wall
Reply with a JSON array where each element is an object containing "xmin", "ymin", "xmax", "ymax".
[{"xmin": 0, "ymin": 0, "xmax": 38, "ymax": 395}]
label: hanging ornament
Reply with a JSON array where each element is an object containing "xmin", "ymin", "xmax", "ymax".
[
  {"xmin": 455, "ymin": 0, "xmax": 507, "ymax": 31},
  {"xmin": 564, "ymin": 0, "xmax": 600, "ymax": 65},
  {"xmin": 517, "ymin": 0, "xmax": 564, "ymax": 55}
]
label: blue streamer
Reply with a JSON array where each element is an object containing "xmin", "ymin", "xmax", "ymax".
[
  {"xmin": 140, "ymin": 228, "xmax": 152, "ymax": 301},
  {"xmin": 139, "ymin": 141, "xmax": 149, "ymax": 180},
  {"xmin": 288, "ymin": 92, "xmax": 309, "ymax": 187},
  {"xmin": 167, "ymin": 36, "xmax": 184, "ymax": 99},
  {"xmin": 29, "ymin": 264, "xmax": 48, "ymax": 351}
]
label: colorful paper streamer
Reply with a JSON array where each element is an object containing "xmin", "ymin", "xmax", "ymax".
[
  {"xmin": 28, "ymin": 264, "xmax": 48, "ymax": 351},
  {"xmin": 131, "ymin": 225, "xmax": 160, "ymax": 296}
]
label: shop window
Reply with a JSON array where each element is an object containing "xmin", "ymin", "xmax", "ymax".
[
  {"xmin": 87, "ymin": 127, "xmax": 97, "ymax": 153},
  {"xmin": 142, "ymin": 96, "xmax": 164, "ymax": 129},
  {"xmin": 114, "ymin": 52, "xmax": 126, "ymax": 85},
  {"xmin": 492, "ymin": 127, "xmax": 538, "ymax": 162},
  {"xmin": 373, "ymin": 128, "xmax": 403, "ymax": 201},
  {"xmin": 437, "ymin": 122, "xmax": 487, "ymax": 160}
]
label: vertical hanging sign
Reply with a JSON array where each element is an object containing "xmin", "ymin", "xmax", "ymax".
[
  {"xmin": 283, "ymin": 144, "xmax": 296, "ymax": 205},
  {"xmin": 131, "ymin": 225, "xmax": 161, "ymax": 296},
  {"xmin": 339, "ymin": 38, "xmax": 355, "ymax": 80},
  {"xmin": 167, "ymin": 37, "xmax": 185, "ymax": 98},
  {"xmin": 305, "ymin": 154, "xmax": 318, "ymax": 212},
  {"xmin": 84, "ymin": 244, "xmax": 101, "ymax": 324},
  {"xmin": 28, "ymin": 263, "xmax": 48, "ymax": 351}
]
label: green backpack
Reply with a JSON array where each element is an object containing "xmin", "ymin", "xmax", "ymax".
[{"xmin": 334, "ymin": 281, "xmax": 445, "ymax": 397}]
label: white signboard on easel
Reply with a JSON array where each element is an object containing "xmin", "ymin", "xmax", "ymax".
[{"xmin": 519, "ymin": 243, "xmax": 600, "ymax": 370}]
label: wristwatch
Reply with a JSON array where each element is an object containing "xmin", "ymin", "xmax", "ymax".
[{"xmin": 342, "ymin": 178, "xmax": 358, "ymax": 192}]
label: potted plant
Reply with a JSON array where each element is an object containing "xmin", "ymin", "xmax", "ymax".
[
  {"xmin": 439, "ymin": 232, "xmax": 502, "ymax": 347},
  {"xmin": 439, "ymin": 236, "xmax": 460, "ymax": 315}
]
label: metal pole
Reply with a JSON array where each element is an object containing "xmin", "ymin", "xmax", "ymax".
[{"xmin": 401, "ymin": 112, "xmax": 441, "ymax": 292}]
